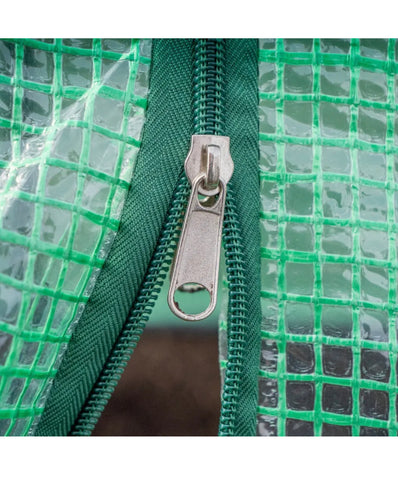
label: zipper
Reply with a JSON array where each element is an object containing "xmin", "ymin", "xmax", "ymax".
[
  {"xmin": 189, "ymin": 40, "xmax": 250, "ymax": 435},
  {"xmin": 69, "ymin": 39, "xmax": 250, "ymax": 436},
  {"xmin": 167, "ymin": 40, "xmax": 230, "ymax": 322}
]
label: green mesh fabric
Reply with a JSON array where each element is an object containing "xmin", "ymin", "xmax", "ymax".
[
  {"xmin": 257, "ymin": 39, "xmax": 398, "ymax": 436},
  {"xmin": 0, "ymin": 39, "xmax": 151, "ymax": 436}
]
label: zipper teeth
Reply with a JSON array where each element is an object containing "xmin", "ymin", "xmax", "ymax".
[
  {"xmin": 192, "ymin": 39, "xmax": 249, "ymax": 435},
  {"xmin": 218, "ymin": 187, "xmax": 248, "ymax": 435},
  {"xmin": 71, "ymin": 38, "xmax": 248, "ymax": 436},
  {"xmin": 71, "ymin": 178, "xmax": 189, "ymax": 435},
  {"xmin": 193, "ymin": 39, "xmax": 226, "ymax": 135}
]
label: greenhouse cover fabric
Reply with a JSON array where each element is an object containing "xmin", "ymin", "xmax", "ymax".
[
  {"xmin": 0, "ymin": 39, "xmax": 151, "ymax": 435},
  {"xmin": 1, "ymin": 38, "xmax": 398, "ymax": 437},
  {"xmin": 256, "ymin": 39, "xmax": 398, "ymax": 436}
]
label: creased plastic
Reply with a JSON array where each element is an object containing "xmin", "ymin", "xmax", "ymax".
[
  {"xmin": 0, "ymin": 39, "xmax": 151, "ymax": 435},
  {"xmin": 257, "ymin": 39, "xmax": 398, "ymax": 436}
]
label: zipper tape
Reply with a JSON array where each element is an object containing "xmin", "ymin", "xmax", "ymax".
[
  {"xmin": 36, "ymin": 39, "xmax": 261, "ymax": 436},
  {"xmin": 35, "ymin": 40, "xmax": 194, "ymax": 436},
  {"xmin": 219, "ymin": 39, "xmax": 261, "ymax": 436}
]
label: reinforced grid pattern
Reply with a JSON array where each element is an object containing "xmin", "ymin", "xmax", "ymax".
[
  {"xmin": 257, "ymin": 39, "xmax": 398, "ymax": 436},
  {"xmin": 0, "ymin": 39, "xmax": 151, "ymax": 436}
]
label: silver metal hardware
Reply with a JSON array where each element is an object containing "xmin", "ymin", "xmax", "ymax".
[
  {"xmin": 201, "ymin": 144, "xmax": 220, "ymax": 195},
  {"xmin": 168, "ymin": 135, "xmax": 234, "ymax": 321}
]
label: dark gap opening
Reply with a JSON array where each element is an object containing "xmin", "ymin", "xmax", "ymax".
[{"xmin": 93, "ymin": 329, "xmax": 221, "ymax": 436}]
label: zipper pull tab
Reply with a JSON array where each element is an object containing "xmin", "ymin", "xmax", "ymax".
[{"xmin": 168, "ymin": 135, "xmax": 234, "ymax": 321}]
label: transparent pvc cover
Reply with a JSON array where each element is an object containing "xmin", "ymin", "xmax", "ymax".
[
  {"xmin": 0, "ymin": 39, "xmax": 151, "ymax": 435},
  {"xmin": 257, "ymin": 39, "xmax": 398, "ymax": 436}
]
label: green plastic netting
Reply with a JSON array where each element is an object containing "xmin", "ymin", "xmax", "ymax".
[
  {"xmin": 0, "ymin": 39, "xmax": 151, "ymax": 435},
  {"xmin": 3, "ymin": 37, "xmax": 398, "ymax": 437},
  {"xmin": 256, "ymin": 38, "xmax": 398, "ymax": 436}
]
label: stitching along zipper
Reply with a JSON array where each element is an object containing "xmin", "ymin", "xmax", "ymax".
[{"xmin": 70, "ymin": 39, "xmax": 249, "ymax": 436}]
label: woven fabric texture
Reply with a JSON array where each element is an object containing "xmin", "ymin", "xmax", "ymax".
[
  {"xmin": 0, "ymin": 39, "xmax": 151, "ymax": 436},
  {"xmin": 257, "ymin": 39, "xmax": 398, "ymax": 436},
  {"xmin": 35, "ymin": 39, "xmax": 193, "ymax": 436}
]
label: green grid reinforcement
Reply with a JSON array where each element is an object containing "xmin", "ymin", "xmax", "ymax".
[
  {"xmin": 257, "ymin": 39, "xmax": 398, "ymax": 436},
  {"xmin": 0, "ymin": 39, "xmax": 151, "ymax": 436}
]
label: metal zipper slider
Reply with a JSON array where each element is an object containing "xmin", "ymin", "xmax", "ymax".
[{"xmin": 168, "ymin": 135, "xmax": 234, "ymax": 321}]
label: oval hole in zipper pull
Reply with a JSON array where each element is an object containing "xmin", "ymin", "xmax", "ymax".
[{"xmin": 168, "ymin": 135, "xmax": 234, "ymax": 321}]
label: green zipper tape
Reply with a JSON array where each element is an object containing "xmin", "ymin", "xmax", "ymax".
[
  {"xmin": 190, "ymin": 39, "xmax": 262, "ymax": 435},
  {"xmin": 35, "ymin": 39, "xmax": 193, "ymax": 436},
  {"xmin": 192, "ymin": 39, "xmax": 226, "ymax": 135},
  {"xmin": 35, "ymin": 39, "xmax": 261, "ymax": 436},
  {"xmin": 219, "ymin": 40, "xmax": 261, "ymax": 436}
]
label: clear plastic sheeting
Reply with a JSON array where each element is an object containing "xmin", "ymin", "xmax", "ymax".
[
  {"xmin": 0, "ymin": 39, "xmax": 151, "ymax": 435},
  {"xmin": 257, "ymin": 39, "xmax": 398, "ymax": 436}
]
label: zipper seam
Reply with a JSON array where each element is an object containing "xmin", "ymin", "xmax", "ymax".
[
  {"xmin": 218, "ymin": 186, "xmax": 249, "ymax": 435},
  {"xmin": 70, "ymin": 38, "xmax": 253, "ymax": 436},
  {"xmin": 191, "ymin": 39, "xmax": 254, "ymax": 435},
  {"xmin": 70, "ymin": 175, "xmax": 189, "ymax": 435}
]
